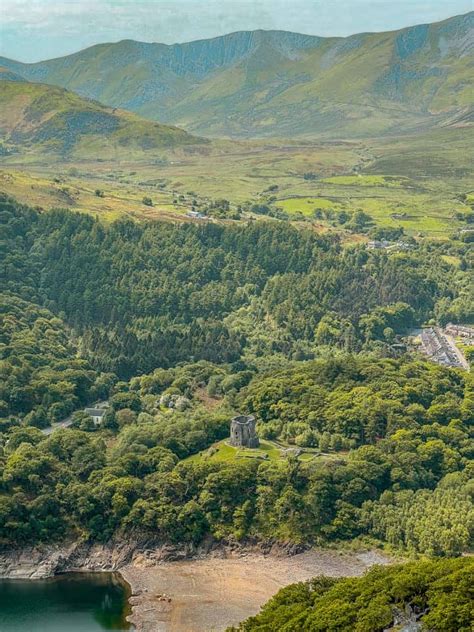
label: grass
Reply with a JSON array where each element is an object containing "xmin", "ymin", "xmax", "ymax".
[
  {"xmin": 1, "ymin": 124, "xmax": 472, "ymax": 237},
  {"xmin": 185, "ymin": 439, "xmax": 281, "ymax": 463},
  {"xmin": 441, "ymin": 255, "xmax": 461, "ymax": 267},
  {"xmin": 352, "ymin": 196, "xmax": 457, "ymax": 234},
  {"xmin": 184, "ymin": 438, "xmax": 346, "ymax": 466},
  {"xmin": 0, "ymin": 168, "xmax": 192, "ymax": 223},
  {"xmin": 0, "ymin": 81, "xmax": 203, "ymax": 161},
  {"xmin": 321, "ymin": 175, "xmax": 407, "ymax": 187},
  {"xmin": 277, "ymin": 197, "xmax": 344, "ymax": 216},
  {"xmin": 274, "ymin": 173, "xmax": 467, "ymax": 235}
]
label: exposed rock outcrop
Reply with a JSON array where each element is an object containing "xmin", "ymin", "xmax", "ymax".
[
  {"xmin": 0, "ymin": 536, "xmax": 311, "ymax": 580},
  {"xmin": 0, "ymin": 540, "xmax": 135, "ymax": 579}
]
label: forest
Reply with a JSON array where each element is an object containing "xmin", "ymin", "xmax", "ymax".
[
  {"xmin": 2, "ymin": 192, "xmax": 472, "ymax": 386},
  {"xmin": 1, "ymin": 355, "xmax": 472, "ymax": 554},
  {"xmin": 0, "ymin": 194, "xmax": 473, "ymax": 558},
  {"xmin": 228, "ymin": 557, "xmax": 474, "ymax": 632}
]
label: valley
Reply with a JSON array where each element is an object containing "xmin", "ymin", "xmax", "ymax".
[
  {"xmin": 1, "ymin": 12, "xmax": 473, "ymax": 240},
  {"xmin": 1, "ymin": 122, "xmax": 472, "ymax": 237},
  {"xmin": 0, "ymin": 7, "xmax": 473, "ymax": 632}
]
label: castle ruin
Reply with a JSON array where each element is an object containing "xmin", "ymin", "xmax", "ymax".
[{"xmin": 229, "ymin": 415, "xmax": 259, "ymax": 448}]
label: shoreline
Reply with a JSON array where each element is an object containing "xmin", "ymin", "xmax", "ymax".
[{"xmin": 0, "ymin": 541, "xmax": 392, "ymax": 632}]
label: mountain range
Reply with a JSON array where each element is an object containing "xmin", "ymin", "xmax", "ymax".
[{"xmin": 1, "ymin": 12, "xmax": 472, "ymax": 139}]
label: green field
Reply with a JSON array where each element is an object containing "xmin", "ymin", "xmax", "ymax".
[
  {"xmin": 273, "ymin": 150, "xmax": 471, "ymax": 236},
  {"xmin": 185, "ymin": 439, "xmax": 345, "ymax": 465},
  {"xmin": 0, "ymin": 167, "xmax": 191, "ymax": 223},
  {"xmin": 185, "ymin": 439, "xmax": 282, "ymax": 463},
  {"xmin": 321, "ymin": 175, "xmax": 407, "ymax": 187},
  {"xmin": 277, "ymin": 197, "xmax": 344, "ymax": 217}
]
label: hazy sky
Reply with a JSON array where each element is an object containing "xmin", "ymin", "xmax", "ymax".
[{"xmin": 0, "ymin": 0, "xmax": 472, "ymax": 62}]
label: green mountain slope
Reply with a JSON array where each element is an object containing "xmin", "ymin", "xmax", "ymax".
[
  {"xmin": 0, "ymin": 80, "xmax": 205, "ymax": 159},
  {"xmin": 0, "ymin": 66, "xmax": 26, "ymax": 82},
  {"xmin": 0, "ymin": 12, "xmax": 472, "ymax": 138}
]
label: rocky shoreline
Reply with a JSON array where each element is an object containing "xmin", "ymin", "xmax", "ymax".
[
  {"xmin": 0, "ymin": 540, "xmax": 391, "ymax": 631},
  {"xmin": 0, "ymin": 540, "xmax": 129, "ymax": 580},
  {"xmin": 0, "ymin": 536, "xmax": 308, "ymax": 579}
]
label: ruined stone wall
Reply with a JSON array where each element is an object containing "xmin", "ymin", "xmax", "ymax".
[{"xmin": 229, "ymin": 415, "xmax": 259, "ymax": 448}]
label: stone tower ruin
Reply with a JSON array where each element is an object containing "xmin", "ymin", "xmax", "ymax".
[{"xmin": 229, "ymin": 414, "xmax": 259, "ymax": 448}]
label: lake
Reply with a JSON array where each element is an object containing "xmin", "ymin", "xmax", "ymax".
[{"xmin": 0, "ymin": 572, "xmax": 132, "ymax": 631}]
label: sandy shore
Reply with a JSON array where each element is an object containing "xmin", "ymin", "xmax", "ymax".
[{"xmin": 120, "ymin": 549, "xmax": 390, "ymax": 632}]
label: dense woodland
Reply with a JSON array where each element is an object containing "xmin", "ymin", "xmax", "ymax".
[
  {"xmin": 228, "ymin": 558, "xmax": 474, "ymax": 632},
  {"xmin": 1, "ymin": 353, "xmax": 472, "ymax": 555},
  {"xmin": 0, "ymin": 293, "xmax": 113, "ymax": 427},
  {"xmin": 2, "ymin": 193, "xmax": 472, "ymax": 385},
  {"xmin": 0, "ymin": 194, "xmax": 473, "ymax": 559}
]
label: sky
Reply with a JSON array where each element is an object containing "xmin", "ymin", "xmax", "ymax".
[{"xmin": 0, "ymin": 0, "xmax": 472, "ymax": 62}]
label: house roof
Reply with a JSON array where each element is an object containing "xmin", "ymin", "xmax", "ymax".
[{"xmin": 85, "ymin": 408, "xmax": 106, "ymax": 416}]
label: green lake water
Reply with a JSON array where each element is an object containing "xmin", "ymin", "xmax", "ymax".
[{"xmin": 0, "ymin": 572, "xmax": 132, "ymax": 631}]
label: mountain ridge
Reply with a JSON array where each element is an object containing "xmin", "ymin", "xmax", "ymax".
[
  {"xmin": 1, "ymin": 29, "xmax": 324, "ymax": 67},
  {"xmin": 0, "ymin": 12, "xmax": 472, "ymax": 138}
]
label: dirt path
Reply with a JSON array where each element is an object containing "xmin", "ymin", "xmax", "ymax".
[{"xmin": 121, "ymin": 549, "xmax": 390, "ymax": 632}]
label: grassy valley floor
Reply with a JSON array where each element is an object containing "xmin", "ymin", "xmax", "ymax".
[{"xmin": 1, "ymin": 124, "xmax": 472, "ymax": 238}]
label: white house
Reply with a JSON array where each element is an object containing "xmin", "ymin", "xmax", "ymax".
[{"xmin": 84, "ymin": 407, "xmax": 107, "ymax": 425}]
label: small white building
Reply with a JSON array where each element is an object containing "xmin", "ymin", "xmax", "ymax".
[
  {"xmin": 367, "ymin": 240, "xmax": 391, "ymax": 250},
  {"xmin": 84, "ymin": 407, "xmax": 106, "ymax": 425},
  {"xmin": 187, "ymin": 210, "xmax": 207, "ymax": 219}
]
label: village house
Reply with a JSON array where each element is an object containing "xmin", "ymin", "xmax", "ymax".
[
  {"xmin": 84, "ymin": 407, "xmax": 107, "ymax": 425},
  {"xmin": 420, "ymin": 327, "xmax": 465, "ymax": 369},
  {"xmin": 367, "ymin": 239, "xmax": 391, "ymax": 250},
  {"xmin": 445, "ymin": 323, "xmax": 474, "ymax": 342},
  {"xmin": 187, "ymin": 210, "xmax": 208, "ymax": 219}
]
